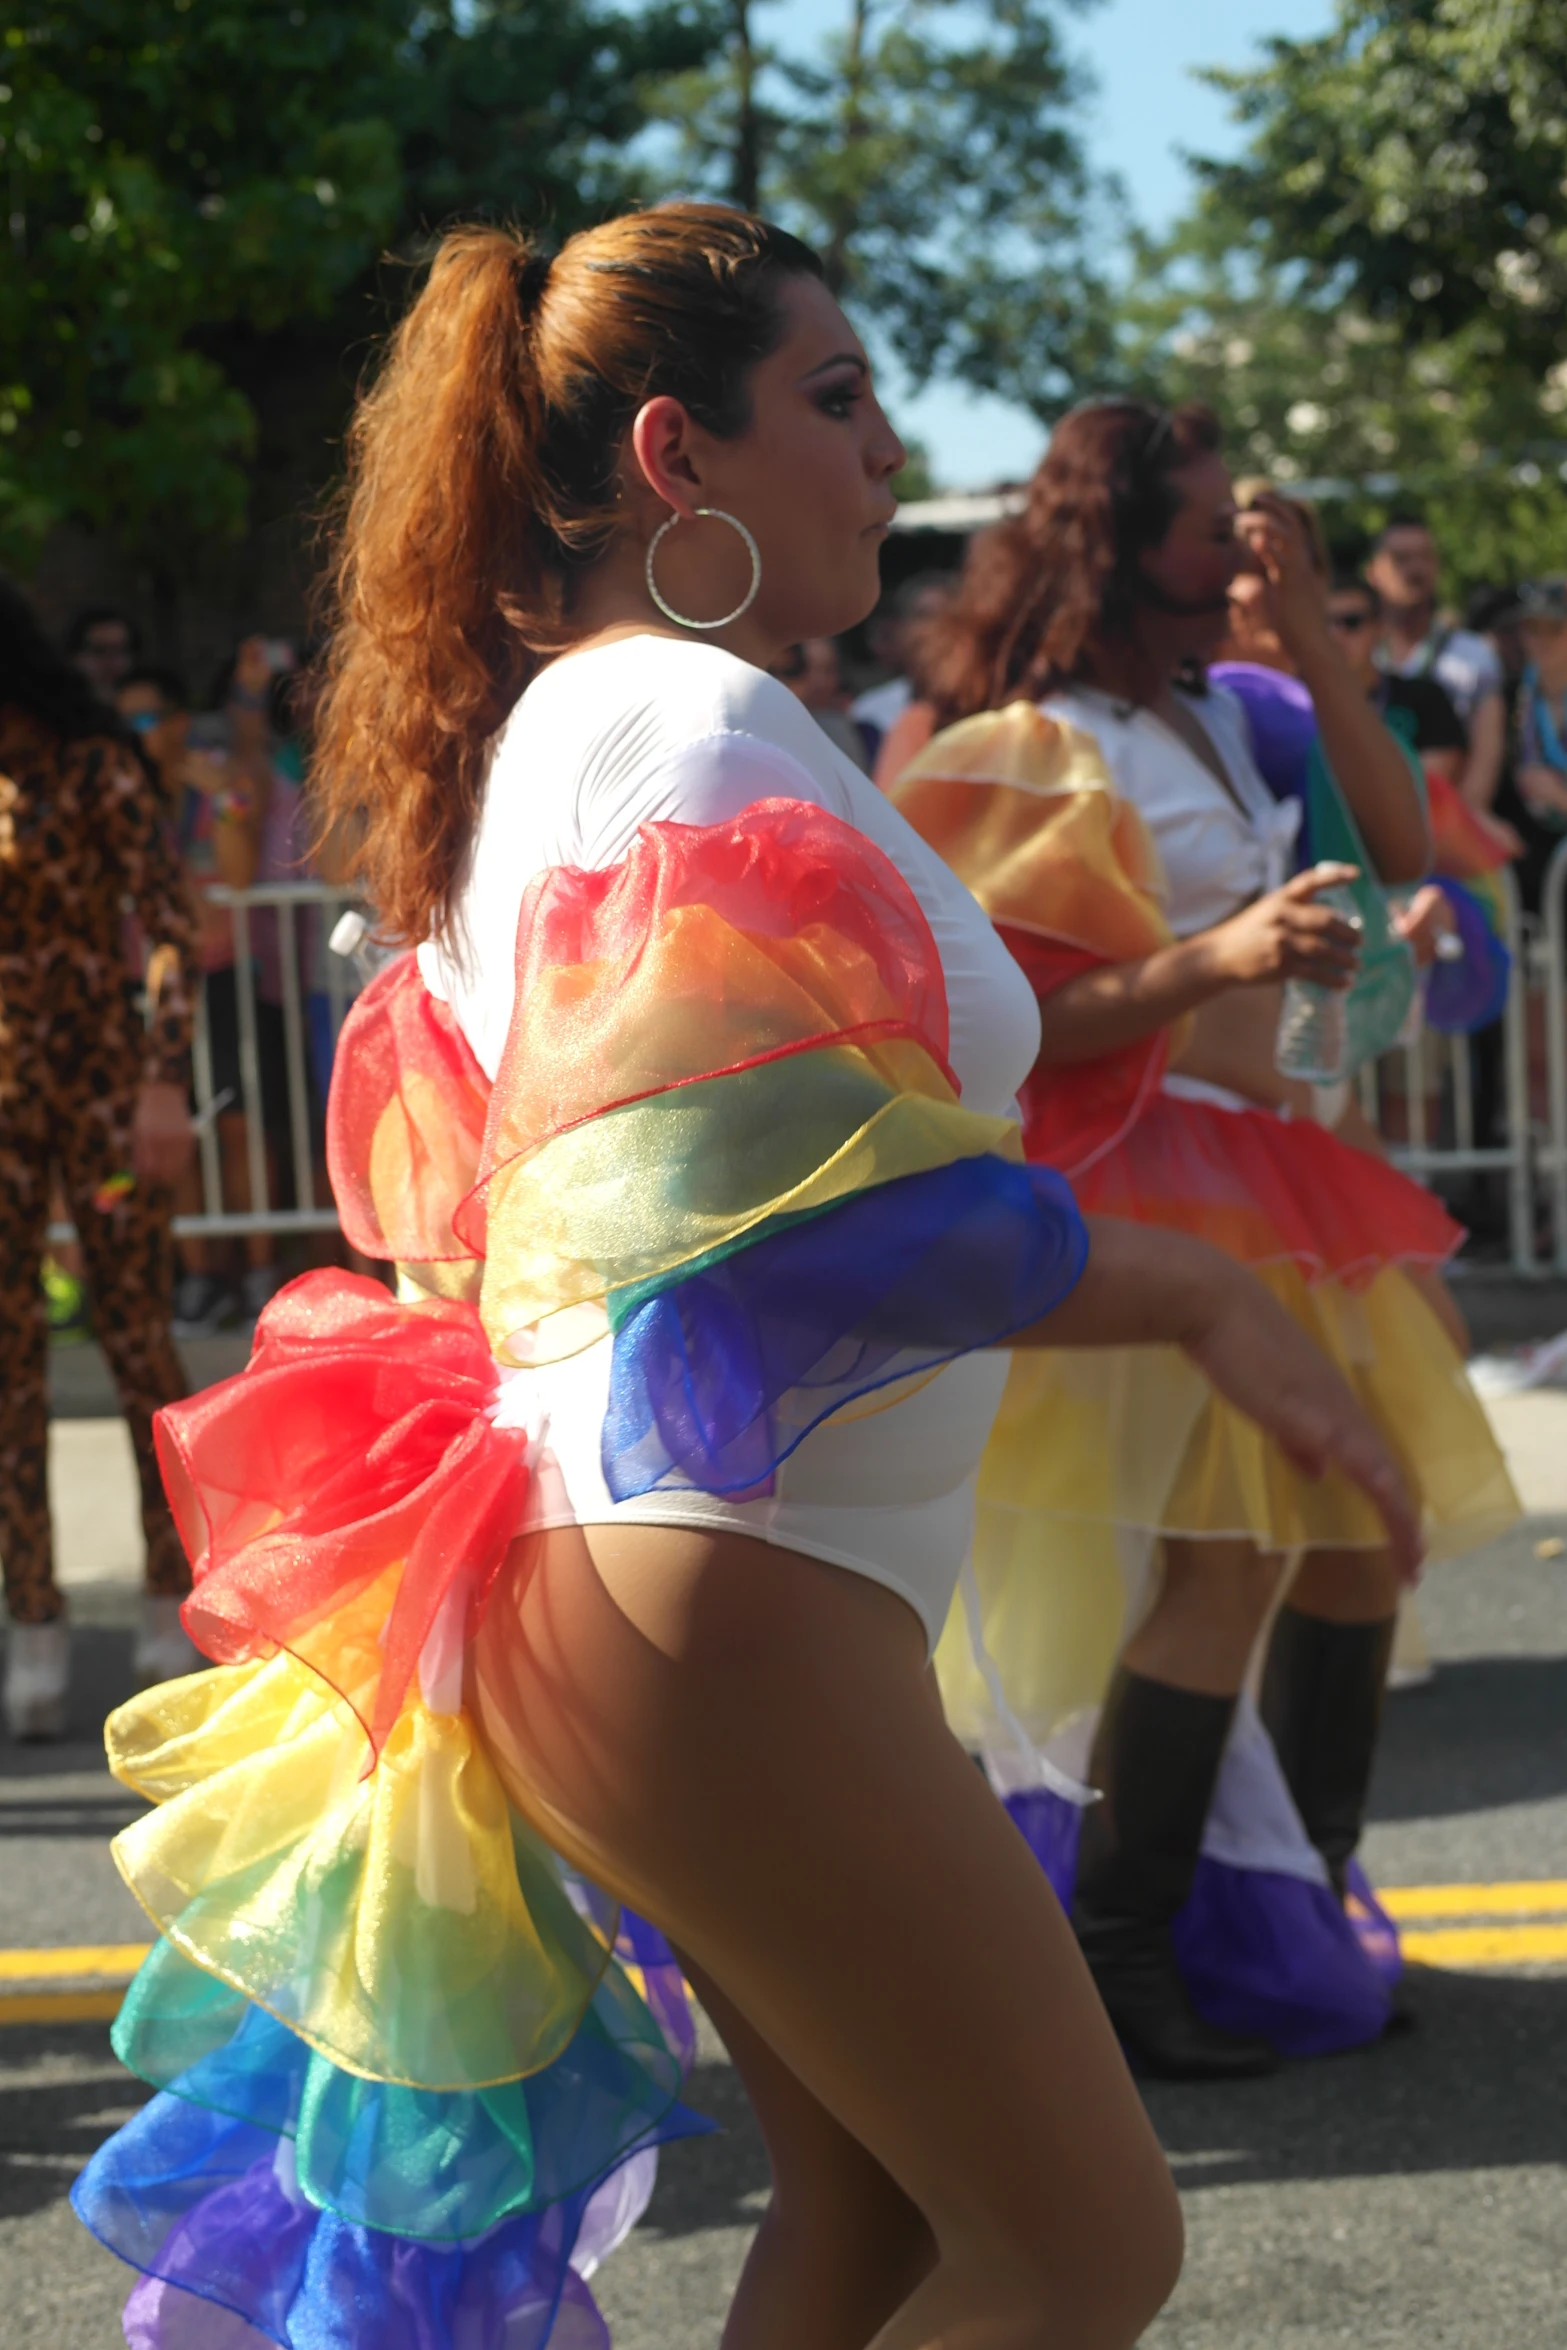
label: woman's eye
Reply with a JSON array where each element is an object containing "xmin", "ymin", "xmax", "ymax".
[{"xmin": 818, "ymin": 383, "xmax": 861, "ymax": 419}]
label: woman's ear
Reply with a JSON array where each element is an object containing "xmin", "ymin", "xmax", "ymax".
[{"xmin": 630, "ymin": 396, "xmax": 703, "ymax": 520}]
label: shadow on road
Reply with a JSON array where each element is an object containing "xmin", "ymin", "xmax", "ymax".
[
  {"xmin": 1148, "ymin": 1963, "xmax": 1567, "ymax": 2188},
  {"xmin": 634, "ymin": 2056, "xmax": 769, "ymax": 2242},
  {"xmin": 1371, "ymin": 1655, "xmax": 1567, "ymax": 1820},
  {"xmin": 0, "ymin": 2019, "xmax": 148, "ymax": 2224}
]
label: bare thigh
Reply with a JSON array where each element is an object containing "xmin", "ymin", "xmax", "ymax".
[
  {"xmin": 1123, "ymin": 1535, "xmax": 1287, "ymax": 1693},
  {"xmin": 1123, "ymin": 1537, "xmax": 1400, "ymax": 1698},
  {"xmin": 471, "ymin": 1521, "xmax": 1181, "ymax": 2345}
]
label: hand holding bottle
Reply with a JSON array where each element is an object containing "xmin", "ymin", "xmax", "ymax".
[{"xmin": 1203, "ymin": 862, "xmax": 1362, "ymax": 991}]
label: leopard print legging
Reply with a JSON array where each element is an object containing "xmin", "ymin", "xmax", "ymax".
[
  {"xmin": 1, "ymin": 705, "xmax": 197, "ymax": 1625},
  {"xmin": 0, "ymin": 1070, "xmax": 189, "ymax": 1623}
]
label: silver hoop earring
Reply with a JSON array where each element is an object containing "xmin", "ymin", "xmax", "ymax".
[{"xmin": 645, "ymin": 507, "xmax": 762, "ymax": 631}]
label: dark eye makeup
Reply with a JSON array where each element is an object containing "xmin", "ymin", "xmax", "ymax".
[{"xmin": 814, "ymin": 375, "xmax": 864, "ymax": 419}]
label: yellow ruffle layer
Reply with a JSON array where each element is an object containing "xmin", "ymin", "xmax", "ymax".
[
  {"xmin": 108, "ymin": 1650, "xmax": 617, "ymax": 2092},
  {"xmin": 480, "ymin": 1036, "xmax": 1021, "ymax": 1363},
  {"xmin": 937, "ymin": 1263, "xmax": 1519, "ymax": 1750}
]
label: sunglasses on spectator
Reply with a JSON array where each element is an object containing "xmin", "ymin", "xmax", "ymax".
[{"xmin": 125, "ymin": 710, "xmax": 163, "ymax": 733}]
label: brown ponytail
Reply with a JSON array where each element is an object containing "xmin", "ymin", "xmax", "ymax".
[{"xmin": 314, "ymin": 204, "xmax": 822, "ymax": 943}]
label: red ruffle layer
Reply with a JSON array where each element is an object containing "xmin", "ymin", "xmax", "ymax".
[{"xmin": 1069, "ymin": 1091, "xmax": 1461, "ymax": 1287}]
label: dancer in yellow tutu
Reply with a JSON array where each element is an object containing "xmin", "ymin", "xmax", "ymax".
[
  {"xmin": 71, "ymin": 228, "xmax": 1431, "ymax": 2349},
  {"xmin": 891, "ymin": 400, "xmax": 1517, "ymax": 2080}
]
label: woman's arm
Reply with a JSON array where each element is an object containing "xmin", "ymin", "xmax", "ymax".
[
  {"xmin": 224, "ymin": 635, "xmax": 275, "ymax": 872},
  {"xmin": 1035, "ymin": 861, "xmax": 1361, "ymax": 1066},
  {"xmin": 1516, "ymin": 762, "xmax": 1567, "ymax": 824},
  {"xmin": 1240, "ymin": 496, "xmax": 1430, "ymax": 883},
  {"xmin": 182, "ymin": 746, "xmax": 262, "ymax": 889},
  {"xmin": 93, "ymin": 740, "xmax": 198, "ymax": 1186},
  {"xmin": 1461, "ymin": 690, "xmax": 1507, "ymax": 813},
  {"xmin": 1014, "ymin": 1214, "xmax": 1422, "ymax": 1579}
]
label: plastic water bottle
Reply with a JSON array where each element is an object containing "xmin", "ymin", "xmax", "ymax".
[
  {"xmin": 328, "ymin": 906, "xmax": 400, "ymax": 986},
  {"xmin": 1274, "ymin": 883, "xmax": 1362, "ymax": 1083}
]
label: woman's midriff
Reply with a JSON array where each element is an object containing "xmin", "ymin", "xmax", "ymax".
[{"xmin": 1169, "ymin": 982, "xmax": 1313, "ymax": 1116}]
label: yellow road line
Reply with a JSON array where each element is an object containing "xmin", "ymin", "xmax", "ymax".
[
  {"xmin": 0, "ymin": 1990, "xmax": 125, "ymax": 2026},
  {"xmin": 0, "ymin": 1943, "xmax": 151, "ymax": 1983},
  {"xmin": 1, "ymin": 1889, "xmax": 1564, "ymax": 2032},
  {"xmin": 1401, "ymin": 1923, "xmax": 1567, "ymax": 1967},
  {"xmin": 1377, "ymin": 1881, "xmax": 1567, "ymax": 1921}
]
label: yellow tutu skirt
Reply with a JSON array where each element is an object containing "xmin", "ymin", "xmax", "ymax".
[{"xmin": 937, "ymin": 1262, "xmax": 1519, "ymax": 1750}]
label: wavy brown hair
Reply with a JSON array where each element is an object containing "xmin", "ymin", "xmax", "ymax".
[
  {"xmin": 920, "ymin": 399, "xmax": 1223, "ymax": 725},
  {"xmin": 314, "ymin": 204, "xmax": 822, "ymax": 943}
]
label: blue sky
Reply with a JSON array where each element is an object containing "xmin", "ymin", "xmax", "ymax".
[{"xmin": 776, "ymin": 0, "xmax": 1336, "ymax": 486}]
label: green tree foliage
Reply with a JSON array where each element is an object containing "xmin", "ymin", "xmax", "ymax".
[
  {"xmin": 0, "ymin": 0, "xmax": 715, "ymax": 586},
  {"xmin": 1195, "ymin": 1, "xmax": 1567, "ymax": 379},
  {"xmin": 658, "ymin": 0, "xmax": 1119, "ymax": 422},
  {"xmin": 1118, "ymin": 221, "xmax": 1567, "ymax": 596},
  {"xmin": 1116, "ymin": 5, "xmax": 1567, "ymax": 597}
]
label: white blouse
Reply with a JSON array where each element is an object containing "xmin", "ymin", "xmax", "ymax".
[{"xmin": 1039, "ymin": 682, "xmax": 1300, "ymax": 935}]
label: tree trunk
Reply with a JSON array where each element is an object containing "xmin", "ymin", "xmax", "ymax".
[
  {"xmin": 731, "ymin": 0, "xmax": 761, "ymax": 213},
  {"xmin": 821, "ymin": 0, "xmax": 870, "ymax": 298}
]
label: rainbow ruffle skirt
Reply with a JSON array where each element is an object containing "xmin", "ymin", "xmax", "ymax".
[{"xmin": 76, "ymin": 792, "xmax": 1095, "ymax": 2342}]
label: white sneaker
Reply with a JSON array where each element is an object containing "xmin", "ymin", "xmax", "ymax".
[
  {"xmin": 4, "ymin": 1615, "xmax": 71, "ymax": 1741},
  {"xmin": 133, "ymin": 1595, "xmax": 204, "ymax": 1687}
]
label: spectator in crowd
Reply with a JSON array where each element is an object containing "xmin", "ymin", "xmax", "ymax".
[
  {"xmin": 65, "ymin": 605, "xmax": 141, "ymax": 706},
  {"xmin": 1467, "ymin": 579, "xmax": 1563, "ymax": 916},
  {"xmin": 117, "ymin": 646, "xmax": 289, "ymax": 1334},
  {"xmin": 1508, "ymin": 576, "xmax": 1567, "ymax": 835},
  {"xmin": 1367, "ymin": 518, "xmax": 1507, "ymax": 811},
  {"xmin": 1326, "ymin": 573, "xmax": 1470, "ymax": 782},
  {"xmin": 1, "ymin": 582, "xmax": 199, "ymax": 1738},
  {"xmin": 851, "ymin": 570, "xmax": 955, "ymax": 764},
  {"xmin": 769, "ymin": 638, "xmax": 871, "ymax": 769},
  {"xmin": 119, "ymin": 662, "xmax": 201, "ymax": 825}
]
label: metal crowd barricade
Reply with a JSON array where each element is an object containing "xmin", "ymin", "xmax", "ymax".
[
  {"xmin": 51, "ymin": 872, "xmax": 1560, "ymax": 1270},
  {"xmin": 176, "ymin": 881, "xmax": 363, "ymax": 1238},
  {"xmin": 46, "ymin": 882, "xmax": 365, "ymax": 1248},
  {"xmin": 1355, "ymin": 864, "xmax": 1537, "ymax": 1274}
]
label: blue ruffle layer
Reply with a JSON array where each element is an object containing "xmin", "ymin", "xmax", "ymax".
[
  {"xmin": 74, "ymin": 1915, "xmax": 707, "ymax": 2349},
  {"xmin": 605, "ymin": 1154, "xmax": 1089, "ymax": 1498}
]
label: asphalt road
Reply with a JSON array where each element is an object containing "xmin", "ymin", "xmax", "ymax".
[{"xmin": 2, "ymin": 1471, "xmax": 1565, "ymax": 2344}]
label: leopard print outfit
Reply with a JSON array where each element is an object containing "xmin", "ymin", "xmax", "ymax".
[{"xmin": 0, "ymin": 705, "xmax": 197, "ymax": 1624}]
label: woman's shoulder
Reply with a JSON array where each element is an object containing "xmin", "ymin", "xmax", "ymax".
[
  {"xmin": 512, "ymin": 634, "xmax": 842, "ymax": 766},
  {"xmin": 493, "ymin": 635, "xmax": 854, "ymax": 859},
  {"xmin": 0, "ymin": 707, "xmax": 143, "ymax": 807},
  {"xmin": 1034, "ymin": 685, "xmax": 1149, "ymax": 783}
]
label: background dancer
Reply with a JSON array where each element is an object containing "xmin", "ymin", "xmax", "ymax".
[
  {"xmin": 73, "ymin": 214, "xmax": 1424, "ymax": 2350},
  {"xmin": 895, "ymin": 398, "xmax": 1516, "ymax": 2079},
  {"xmin": 0, "ymin": 584, "xmax": 199, "ymax": 1740}
]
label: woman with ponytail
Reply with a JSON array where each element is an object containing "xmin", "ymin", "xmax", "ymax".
[
  {"xmin": 888, "ymin": 400, "xmax": 1516, "ymax": 2081},
  {"xmin": 76, "ymin": 216, "xmax": 1421, "ymax": 2350}
]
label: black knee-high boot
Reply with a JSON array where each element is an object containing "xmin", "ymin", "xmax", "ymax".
[
  {"xmin": 1259, "ymin": 1607, "xmax": 1397, "ymax": 1900},
  {"xmin": 1072, "ymin": 1669, "xmax": 1278, "ymax": 2080}
]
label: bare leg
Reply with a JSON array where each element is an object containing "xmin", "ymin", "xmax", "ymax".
[
  {"xmin": 684, "ymin": 1958, "xmax": 936, "ymax": 2350},
  {"xmin": 1121, "ymin": 1534, "xmax": 1285, "ymax": 1694},
  {"xmin": 472, "ymin": 1524, "xmax": 1182, "ymax": 2350}
]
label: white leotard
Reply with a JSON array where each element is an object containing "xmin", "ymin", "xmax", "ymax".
[{"xmin": 420, "ymin": 635, "xmax": 1043, "ymax": 1647}]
